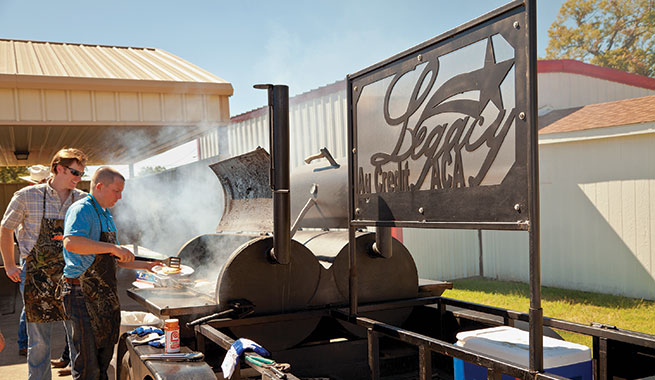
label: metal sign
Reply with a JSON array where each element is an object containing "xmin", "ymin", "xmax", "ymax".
[{"xmin": 348, "ymin": 1, "xmax": 534, "ymax": 230}]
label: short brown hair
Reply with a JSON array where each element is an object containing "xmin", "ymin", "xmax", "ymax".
[
  {"xmin": 91, "ymin": 166, "xmax": 125, "ymax": 188},
  {"xmin": 50, "ymin": 148, "xmax": 87, "ymax": 175}
]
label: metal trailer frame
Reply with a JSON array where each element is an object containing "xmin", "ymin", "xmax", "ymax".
[{"xmin": 172, "ymin": 294, "xmax": 653, "ymax": 379}]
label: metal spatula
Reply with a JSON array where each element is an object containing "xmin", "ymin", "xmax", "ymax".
[
  {"xmin": 140, "ymin": 352, "xmax": 204, "ymax": 361},
  {"xmin": 162, "ymin": 256, "xmax": 181, "ymax": 269}
]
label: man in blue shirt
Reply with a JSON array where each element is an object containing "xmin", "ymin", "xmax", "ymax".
[{"xmin": 62, "ymin": 166, "xmax": 156, "ymax": 380}]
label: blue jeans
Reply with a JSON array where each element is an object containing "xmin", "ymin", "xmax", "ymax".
[
  {"xmin": 18, "ymin": 308, "xmax": 27, "ymax": 349},
  {"xmin": 60, "ymin": 340, "xmax": 70, "ymax": 362},
  {"xmin": 18, "ymin": 261, "xmax": 27, "ymax": 350},
  {"xmin": 64, "ymin": 284, "xmax": 113, "ymax": 380},
  {"xmin": 26, "ymin": 319, "xmax": 74, "ymax": 380}
]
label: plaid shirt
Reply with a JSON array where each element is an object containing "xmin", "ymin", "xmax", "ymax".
[{"xmin": 1, "ymin": 181, "xmax": 86, "ymax": 260}]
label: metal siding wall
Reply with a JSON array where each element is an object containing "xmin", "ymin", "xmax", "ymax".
[
  {"xmin": 481, "ymin": 230, "xmax": 529, "ymax": 282},
  {"xmin": 333, "ymin": 91, "xmax": 347, "ymax": 158},
  {"xmin": 402, "ymin": 228, "xmax": 480, "ymax": 280},
  {"xmin": 483, "ymin": 134, "xmax": 655, "ymax": 299},
  {"xmin": 221, "ymin": 114, "xmax": 270, "ymax": 157},
  {"xmin": 290, "ymin": 92, "xmax": 347, "ymax": 169},
  {"xmin": 198, "ymin": 87, "xmax": 348, "ymax": 169},
  {"xmin": 538, "ymin": 73, "xmax": 655, "ymax": 111},
  {"xmin": 290, "ymin": 105, "xmax": 301, "ymax": 167}
]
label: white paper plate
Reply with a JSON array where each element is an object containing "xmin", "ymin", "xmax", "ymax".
[{"xmin": 151, "ymin": 264, "xmax": 194, "ymax": 276}]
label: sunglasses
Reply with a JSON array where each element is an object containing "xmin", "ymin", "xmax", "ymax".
[{"xmin": 62, "ymin": 165, "xmax": 85, "ymax": 177}]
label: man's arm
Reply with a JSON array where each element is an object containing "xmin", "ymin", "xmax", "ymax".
[
  {"xmin": 0, "ymin": 227, "xmax": 20, "ymax": 282},
  {"xmin": 63, "ymin": 235, "xmax": 134, "ymax": 263}
]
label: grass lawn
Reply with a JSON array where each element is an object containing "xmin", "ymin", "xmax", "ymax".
[{"xmin": 442, "ymin": 277, "xmax": 655, "ymax": 348}]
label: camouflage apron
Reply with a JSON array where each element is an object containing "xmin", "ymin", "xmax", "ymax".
[
  {"xmin": 79, "ymin": 196, "xmax": 121, "ymax": 348},
  {"xmin": 24, "ymin": 189, "xmax": 72, "ymax": 323}
]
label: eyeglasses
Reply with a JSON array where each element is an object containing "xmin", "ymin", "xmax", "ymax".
[{"xmin": 62, "ymin": 165, "xmax": 85, "ymax": 177}]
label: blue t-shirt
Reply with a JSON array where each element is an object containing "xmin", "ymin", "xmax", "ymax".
[{"xmin": 63, "ymin": 195, "xmax": 117, "ymax": 278}]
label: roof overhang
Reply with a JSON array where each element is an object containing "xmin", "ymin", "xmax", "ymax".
[
  {"xmin": 539, "ymin": 121, "xmax": 655, "ymax": 144},
  {"xmin": 0, "ymin": 39, "xmax": 232, "ymax": 166}
]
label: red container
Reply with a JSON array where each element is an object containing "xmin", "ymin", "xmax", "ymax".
[{"xmin": 164, "ymin": 319, "xmax": 180, "ymax": 353}]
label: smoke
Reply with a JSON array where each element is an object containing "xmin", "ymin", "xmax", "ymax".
[
  {"xmin": 113, "ymin": 155, "xmax": 225, "ymax": 257},
  {"xmin": 81, "ymin": 113, "xmax": 227, "ymax": 256},
  {"xmin": 90, "ymin": 121, "xmax": 215, "ymax": 166}
]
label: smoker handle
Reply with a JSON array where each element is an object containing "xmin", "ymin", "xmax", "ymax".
[
  {"xmin": 186, "ymin": 311, "xmax": 226, "ymax": 327},
  {"xmin": 304, "ymin": 147, "xmax": 339, "ymax": 167},
  {"xmin": 290, "ymin": 198, "xmax": 317, "ymax": 238},
  {"xmin": 187, "ymin": 299, "xmax": 255, "ymax": 327}
]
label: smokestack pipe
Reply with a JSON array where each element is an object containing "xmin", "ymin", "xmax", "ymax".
[
  {"xmin": 255, "ymin": 84, "xmax": 290, "ymax": 265},
  {"xmin": 371, "ymin": 226, "xmax": 393, "ymax": 258}
]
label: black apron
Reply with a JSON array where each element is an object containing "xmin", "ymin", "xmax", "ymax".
[
  {"xmin": 23, "ymin": 189, "xmax": 71, "ymax": 323},
  {"xmin": 79, "ymin": 196, "xmax": 121, "ymax": 348}
]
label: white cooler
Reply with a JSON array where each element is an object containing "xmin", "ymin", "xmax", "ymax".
[{"xmin": 453, "ymin": 326, "xmax": 591, "ymax": 380}]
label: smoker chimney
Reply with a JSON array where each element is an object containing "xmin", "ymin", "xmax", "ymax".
[{"xmin": 255, "ymin": 84, "xmax": 290, "ymax": 265}]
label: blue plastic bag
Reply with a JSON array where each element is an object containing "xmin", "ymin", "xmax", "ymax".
[
  {"xmin": 220, "ymin": 338, "xmax": 270, "ymax": 378},
  {"xmin": 147, "ymin": 336, "xmax": 166, "ymax": 348},
  {"xmin": 128, "ymin": 326, "xmax": 164, "ymax": 337}
]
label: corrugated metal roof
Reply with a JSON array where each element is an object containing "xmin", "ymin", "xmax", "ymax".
[
  {"xmin": 539, "ymin": 95, "xmax": 655, "ymax": 135},
  {"xmin": 0, "ymin": 38, "xmax": 232, "ymax": 166},
  {"xmin": 0, "ymin": 39, "xmax": 231, "ymax": 91}
]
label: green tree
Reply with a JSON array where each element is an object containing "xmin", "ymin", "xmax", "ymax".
[
  {"xmin": 545, "ymin": 0, "xmax": 655, "ymax": 76},
  {"xmin": 0, "ymin": 167, "xmax": 29, "ymax": 183},
  {"xmin": 138, "ymin": 165, "xmax": 167, "ymax": 177}
]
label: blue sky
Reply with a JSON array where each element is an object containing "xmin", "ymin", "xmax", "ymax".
[
  {"xmin": 0, "ymin": 0, "xmax": 567, "ymax": 117},
  {"xmin": 0, "ymin": 1, "xmax": 568, "ymax": 172}
]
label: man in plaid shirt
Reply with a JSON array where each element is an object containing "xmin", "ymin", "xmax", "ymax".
[{"xmin": 0, "ymin": 148, "xmax": 87, "ymax": 380}]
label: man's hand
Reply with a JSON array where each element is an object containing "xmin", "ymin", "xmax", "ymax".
[
  {"xmin": 111, "ymin": 246, "xmax": 134, "ymax": 263},
  {"xmin": 0, "ymin": 226, "xmax": 20, "ymax": 283},
  {"xmin": 4, "ymin": 265, "xmax": 21, "ymax": 283}
]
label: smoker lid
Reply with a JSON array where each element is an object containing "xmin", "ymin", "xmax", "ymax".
[{"xmin": 210, "ymin": 148, "xmax": 273, "ymax": 233}]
